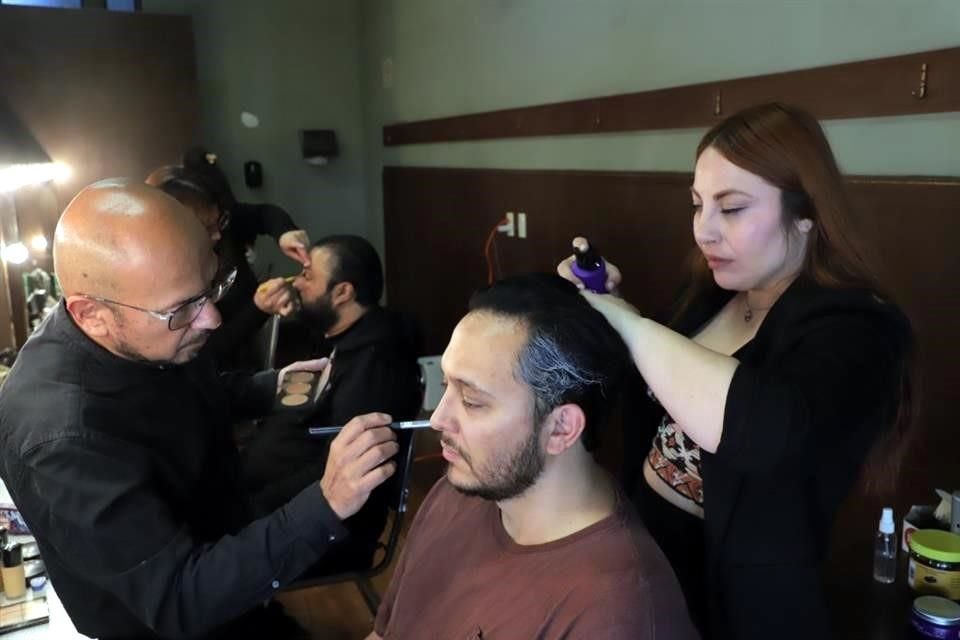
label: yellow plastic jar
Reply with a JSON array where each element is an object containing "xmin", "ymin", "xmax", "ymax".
[{"xmin": 909, "ymin": 530, "xmax": 960, "ymax": 601}]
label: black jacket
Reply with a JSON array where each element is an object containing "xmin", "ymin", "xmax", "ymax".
[
  {"xmin": 204, "ymin": 202, "xmax": 297, "ymax": 371},
  {"xmin": 241, "ymin": 307, "xmax": 422, "ymax": 568},
  {"xmin": 0, "ymin": 304, "xmax": 347, "ymax": 640},
  {"xmin": 623, "ymin": 276, "xmax": 911, "ymax": 640}
]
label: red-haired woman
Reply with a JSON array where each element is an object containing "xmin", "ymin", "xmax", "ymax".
[{"xmin": 559, "ymin": 103, "xmax": 913, "ymax": 639}]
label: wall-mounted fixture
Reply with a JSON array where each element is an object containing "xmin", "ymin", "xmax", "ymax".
[
  {"xmin": 0, "ymin": 163, "xmax": 70, "ymax": 194},
  {"xmin": 29, "ymin": 234, "xmax": 47, "ymax": 253},
  {"xmin": 0, "ymin": 243, "xmax": 28, "ymax": 265},
  {"xmin": 1, "ymin": 99, "xmax": 49, "ymax": 167},
  {"xmin": 299, "ymin": 129, "xmax": 338, "ymax": 166},
  {"xmin": 240, "ymin": 111, "xmax": 260, "ymax": 129},
  {"xmin": 0, "ymin": 98, "xmax": 68, "ymax": 355},
  {"xmin": 243, "ymin": 160, "xmax": 263, "ymax": 189},
  {"xmin": 0, "ymin": 100, "xmax": 71, "ymax": 193}
]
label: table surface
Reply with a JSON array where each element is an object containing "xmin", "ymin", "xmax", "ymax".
[
  {"xmin": 828, "ymin": 553, "xmax": 927, "ymax": 639},
  {"xmin": 3, "ymin": 582, "xmax": 88, "ymax": 639},
  {"xmin": 0, "ymin": 535, "xmax": 88, "ymax": 639}
]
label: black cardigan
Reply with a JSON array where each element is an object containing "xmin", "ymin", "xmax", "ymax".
[{"xmin": 622, "ymin": 276, "xmax": 911, "ymax": 639}]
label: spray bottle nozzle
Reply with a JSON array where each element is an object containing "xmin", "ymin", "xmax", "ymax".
[{"xmin": 570, "ymin": 237, "xmax": 608, "ymax": 294}]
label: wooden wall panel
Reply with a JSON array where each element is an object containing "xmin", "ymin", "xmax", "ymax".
[
  {"xmin": 384, "ymin": 166, "xmax": 960, "ymax": 637},
  {"xmin": 383, "ymin": 168, "xmax": 694, "ymax": 354},
  {"xmin": 383, "ymin": 47, "xmax": 960, "ymax": 146},
  {"xmin": 0, "ymin": 5, "xmax": 198, "ymax": 348}
]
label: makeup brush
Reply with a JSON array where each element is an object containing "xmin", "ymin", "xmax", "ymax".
[
  {"xmin": 307, "ymin": 420, "xmax": 431, "ymax": 437},
  {"xmin": 257, "ymin": 275, "xmax": 296, "ymax": 294}
]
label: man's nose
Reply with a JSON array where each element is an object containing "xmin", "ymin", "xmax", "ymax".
[
  {"xmin": 430, "ymin": 388, "xmax": 456, "ymax": 434},
  {"xmin": 193, "ymin": 299, "xmax": 222, "ymax": 331}
]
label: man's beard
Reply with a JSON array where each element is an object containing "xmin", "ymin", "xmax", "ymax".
[
  {"xmin": 299, "ymin": 291, "xmax": 339, "ymax": 335},
  {"xmin": 446, "ymin": 424, "xmax": 546, "ymax": 502},
  {"xmin": 114, "ymin": 331, "xmax": 210, "ymax": 367}
]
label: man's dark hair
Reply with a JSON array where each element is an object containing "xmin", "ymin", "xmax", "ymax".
[
  {"xmin": 468, "ymin": 273, "xmax": 630, "ymax": 451},
  {"xmin": 181, "ymin": 146, "xmax": 237, "ymax": 213},
  {"xmin": 156, "ymin": 166, "xmax": 217, "ymax": 213},
  {"xmin": 313, "ymin": 235, "xmax": 384, "ymax": 307}
]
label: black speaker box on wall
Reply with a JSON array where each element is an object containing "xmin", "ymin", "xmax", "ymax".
[{"xmin": 300, "ymin": 129, "xmax": 338, "ymax": 165}]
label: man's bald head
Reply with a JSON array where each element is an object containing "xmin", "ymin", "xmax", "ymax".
[
  {"xmin": 54, "ymin": 179, "xmax": 223, "ymax": 365},
  {"xmin": 54, "ymin": 180, "xmax": 211, "ymax": 303}
]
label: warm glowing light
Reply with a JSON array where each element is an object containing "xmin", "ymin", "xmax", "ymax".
[
  {"xmin": 1, "ymin": 243, "xmax": 29, "ymax": 265},
  {"xmin": 51, "ymin": 162, "xmax": 71, "ymax": 183},
  {"xmin": 30, "ymin": 235, "xmax": 48, "ymax": 253},
  {"xmin": 0, "ymin": 162, "xmax": 72, "ymax": 193}
]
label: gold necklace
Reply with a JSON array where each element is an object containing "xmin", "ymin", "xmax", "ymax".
[{"xmin": 743, "ymin": 295, "xmax": 774, "ymax": 323}]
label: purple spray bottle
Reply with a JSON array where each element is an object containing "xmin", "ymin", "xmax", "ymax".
[{"xmin": 570, "ymin": 237, "xmax": 608, "ymax": 294}]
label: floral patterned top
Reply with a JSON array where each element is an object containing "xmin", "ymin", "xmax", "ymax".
[{"xmin": 645, "ymin": 387, "xmax": 703, "ymax": 506}]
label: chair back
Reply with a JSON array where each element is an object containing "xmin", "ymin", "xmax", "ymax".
[
  {"xmin": 280, "ymin": 427, "xmax": 418, "ymax": 611},
  {"xmin": 417, "ymin": 356, "xmax": 443, "ymax": 412},
  {"xmin": 367, "ymin": 429, "xmax": 416, "ymax": 573}
]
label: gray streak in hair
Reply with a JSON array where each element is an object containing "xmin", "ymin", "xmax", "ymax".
[{"xmin": 518, "ymin": 327, "xmax": 605, "ymax": 425}]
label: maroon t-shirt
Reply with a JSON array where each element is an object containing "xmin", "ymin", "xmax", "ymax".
[{"xmin": 374, "ymin": 478, "xmax": 698, "ymax": 639}]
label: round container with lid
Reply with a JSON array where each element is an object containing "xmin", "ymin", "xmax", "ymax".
[
  {"xmin": 909, "ymin": 530, "xmax": 960, "ymax": 600},
  {"xmin": 911, "ymin": 596, "xmax": 960, "ymax": 639}
]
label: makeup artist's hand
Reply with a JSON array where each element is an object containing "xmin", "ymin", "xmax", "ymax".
[
  {"xmin": 279, "ymin": 229, "xmax": 311, "ymax": 266},
  {"xmin": 255, "ymin": 277, "xmax": 298, "ymax": 316},
  {"xmin": 320, "ymin": 412, "xmax": 399, "ymax": 520},
  {"xmin": 556, "ymin": 236, "xmax": 622, "ymax": 293},
  {"xmin": 276, "ymin": 358, "xmax": 328, "ymax": 394}
]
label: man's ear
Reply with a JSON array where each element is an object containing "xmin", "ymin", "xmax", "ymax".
[
  {"xmin": 542, "ymin": 403, "xmax": 586, "ymax": 456},
  {"xmin": 65, "ymin": 296, "xmax": 113, "ymax": 338},
  {"xmin": 330, "ymin": 281, "xmax": 355, "ymax": 306}
]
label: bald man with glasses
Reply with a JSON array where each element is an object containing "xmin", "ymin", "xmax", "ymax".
[{"xmin": 0, "ymin": 181, "xmax": 400, "ymax": 640}]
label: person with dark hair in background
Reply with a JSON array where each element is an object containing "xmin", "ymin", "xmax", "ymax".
[
  {"xmin": 242, "ymin": 234, "xmax": 423, "ymax": 574},
  {"xmin": 169, "ymin": 147, "xmax": 312, "ymax": 370},
  {"xmin": 368, "ymin": 273, "xmax": 698, "ymax": 640},
  {"xmin": 147, "ymin": 165, "xmax": 228, "ymax": 246},
  {"xmin": 558, "ymin": 103, "xmax": 915, "ymax": 639}
]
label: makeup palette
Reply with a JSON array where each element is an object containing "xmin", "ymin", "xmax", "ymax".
[
  {"xmin": 0, "ymin": 592, "xmax": 47, "ymax": 634},
  {"xmin": 274, "ymin": 351, "xmax": 334, "ymax": 413}
]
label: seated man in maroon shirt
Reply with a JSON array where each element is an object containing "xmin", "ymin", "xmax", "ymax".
[{"xmin": 368, "ymin": 274, "xmax": 698, "ymax": 640}]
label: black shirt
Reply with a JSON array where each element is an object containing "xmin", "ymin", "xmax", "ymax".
[
  {"xmin": 0, "ymin": 304, "xmax": 347, "ymax": 640},
  {"xmin": 241, "ymin": 307, "xmax": 422, "ymax": 569}
]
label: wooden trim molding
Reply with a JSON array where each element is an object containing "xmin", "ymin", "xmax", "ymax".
[{"xmin": 383, "ymin": 46, "xmax": 960, "ymax": 146}]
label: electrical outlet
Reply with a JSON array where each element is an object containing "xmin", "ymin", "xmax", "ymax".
[
  {"xmin": 382, "ymin": 57, "xmax": 394, "ymax": 89},
  {"xmin": 518, "ymin": 212, "xmax": 527, "ymax": 239},
  {"xmin": 498, "ymin": 212, "xmax": 515, "ymax": 237}
]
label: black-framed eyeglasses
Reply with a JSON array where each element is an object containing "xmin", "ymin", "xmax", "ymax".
[{"xmin": 85, "ymin": 267, "xmax": 237, "ymax": 331}]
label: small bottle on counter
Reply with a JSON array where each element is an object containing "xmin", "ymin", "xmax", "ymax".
[
  {"xmin": 873, "ymin": 507, "xmax": 898, "ymax": 584},
  {"xmin": 1, "ymin": 542, "xmax": 25, "ymax": 598}
]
